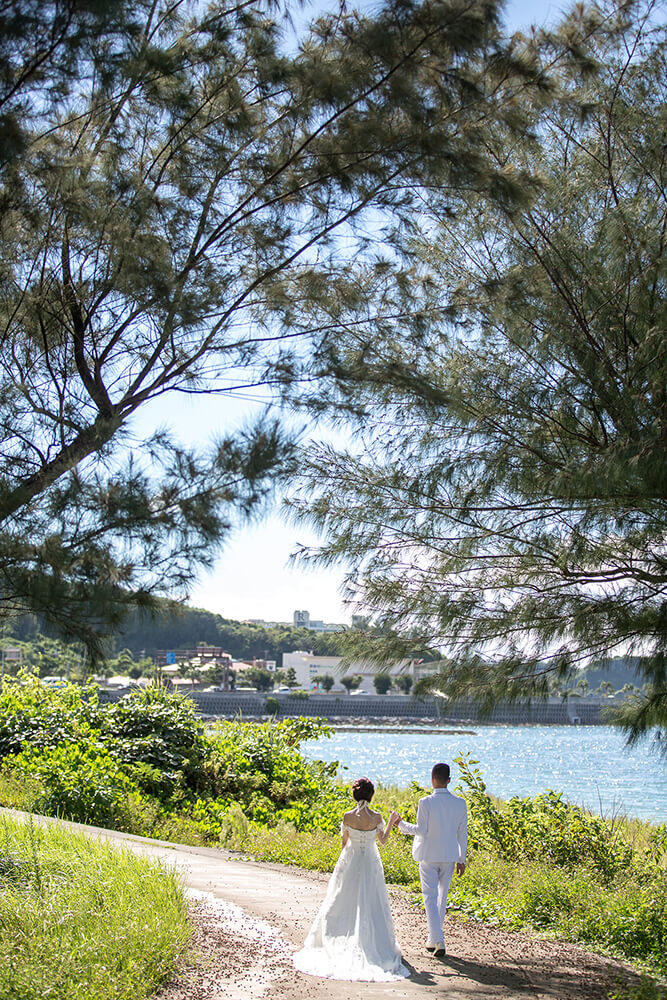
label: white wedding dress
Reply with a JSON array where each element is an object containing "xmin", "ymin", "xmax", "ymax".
[{"xmin": 292, "ymin": 809, "xmax": 409, "ymax": 982}]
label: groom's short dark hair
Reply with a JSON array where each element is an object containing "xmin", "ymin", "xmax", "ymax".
[{"xmin": 432, "ymin": 763, "xmax": 450, "ymax": 784}]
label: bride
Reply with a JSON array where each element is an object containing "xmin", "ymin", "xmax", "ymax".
[{"xmin": 292, "ymin": 776, "xmax": 409, "ymax": 982}]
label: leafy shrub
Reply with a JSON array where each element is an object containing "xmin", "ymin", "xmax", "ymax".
[
  {"xmin": 200, "ymin": 717, "xmax": 345, "ymax": 831},
  {"xmin": 0, "ymin": 676, "xmax": 103, "ymax": 756},
  {"xmin": 103, "ymin": 685, "xmax": 207, "ymax": 791},
  {"xmin": 124, "ymin": 760, "xmax": 174, "ymax": 798},
  {"xmin": 450, "ymin": 853, "xmax": 667, "ymax": 975},
  {"xmin": 265, "ymin": 696, "xmax": 280, "ymax": 715},
  {"xmin": 0, "ymin": 680, "xmax": 209, "ymax": 801},
  {"xmin": 0, "ymin": 682, "xmax": 348, "ymax": 841},
  {"xmin": 3, "ymin": 744, "xmax": 132, "ymax": 826},
  {"xmin": 455, "ymin": 753, "xmax": 632, "ymax": 879}
]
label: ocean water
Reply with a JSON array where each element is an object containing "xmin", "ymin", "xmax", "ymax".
[{"xmin": 301, "ymin": 725, "xmax": 667, "ymax": 823}]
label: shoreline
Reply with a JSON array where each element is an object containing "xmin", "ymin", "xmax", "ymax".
[
  {"xmin": 201, "ymin": 715, "xmax": 479, "ymax": 734},
  {"xmin": 201, "ymin": 715, "xmax": 597, "ymax": 730},
  {"xmin": 329, "ymin": 724, "xmax": 478, "ymax": 735}
]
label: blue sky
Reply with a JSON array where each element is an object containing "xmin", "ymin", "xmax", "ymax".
[{"xmin": 130, "ymin": 0, "xmax": 568, "ymax": 625}]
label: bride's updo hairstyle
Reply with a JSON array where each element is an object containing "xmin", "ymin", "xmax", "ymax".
[{"xmin": 352, "ymin": 777, "xmax": 375, "ymax": 802}]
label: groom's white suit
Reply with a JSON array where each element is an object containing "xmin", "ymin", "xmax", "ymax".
[{"xmin": 398, "ymin": 788, "xmax": 467, "ymax": 948}]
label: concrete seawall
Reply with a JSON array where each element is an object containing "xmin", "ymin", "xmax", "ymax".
[{"xmin": 96, "ymin": 689, "xmax": 608, "ymax": 724}]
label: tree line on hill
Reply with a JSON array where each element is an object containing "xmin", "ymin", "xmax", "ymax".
[
  {"xmin": 0, "ymin": 609, "xmax": 646, "ymax": 711},
  {"xmin": 6, "ymin": 601, "xmax": 443, "ymax": 671},
  {"xmin": 116, "ymin": 605, "xmax": 349, "ymax": 664},
  {"xmin": 6, "ymin": 606, "xmax": 341, "ymax": 667}
]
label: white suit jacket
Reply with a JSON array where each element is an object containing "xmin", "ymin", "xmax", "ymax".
[{"xmin": 398, "ymin": 788, "xmax": 467, "ymax": 863}]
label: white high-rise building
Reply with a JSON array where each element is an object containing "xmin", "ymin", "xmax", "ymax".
[{"xmin": 293, "ymin": 609, "xmax": 346, "ymax": 632}]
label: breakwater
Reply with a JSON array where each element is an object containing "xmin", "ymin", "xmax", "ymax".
[{"xmin": 96, "ymin": 689, "xmax": 609, "ymax": 724}]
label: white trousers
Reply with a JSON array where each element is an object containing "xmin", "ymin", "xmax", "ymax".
[{"xmin": 418, "ymin": 861, "xmax": 456, "ymax": 945}]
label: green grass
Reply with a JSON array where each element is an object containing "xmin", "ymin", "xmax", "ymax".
[
  {"xmin": 448, "ymin": 851, "xmax": 667, "ymax": 972},
  {"xmin": 0, "ymin": 770, "xmax": 42, "ymax": 812},
  {"xmin": 231, "ymin": 812, "xmax": 419, "ymax": 886},
  {"xmin": 0, "ymin": 815, "xmax": 191, "ymax": 1000}
]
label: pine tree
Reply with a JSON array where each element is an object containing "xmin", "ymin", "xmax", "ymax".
[
  {"xmin": 0, "ymin": 1, "xmax": 129, "ymax": 172},
  {"xmin": 0, "ymin": 0, "xmax": 531, "ymax": 652},
  {"xmin": 291, "ymin": 3, "xmax": 667, "ymax": 742}
]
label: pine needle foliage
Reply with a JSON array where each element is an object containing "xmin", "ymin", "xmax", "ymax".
[
  {"xmin": 0, "ymin": 0, "xmax": 537, "ymax": 651},
  {"xmin": 290, "ymin": 2, "xmax": 667, "ymax": 742}
]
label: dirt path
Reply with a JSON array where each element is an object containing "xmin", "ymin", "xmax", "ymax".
[{"xmin": 2, "ymin": 809, "xmax": 641, "ymax": 1000}]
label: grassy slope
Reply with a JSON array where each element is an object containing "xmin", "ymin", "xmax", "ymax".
[{"xmin": 0, "ymin": 815, "xmax": 191, "ymax": 1000}]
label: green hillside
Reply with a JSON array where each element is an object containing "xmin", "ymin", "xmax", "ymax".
[{"xmin": 6, "ymin": 604, "xmax": 344, "ymax": 668}]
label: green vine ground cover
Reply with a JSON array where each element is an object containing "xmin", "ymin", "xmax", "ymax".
[{"xmin": 0, "ymin": 679, "xmax": 666, "ymax": 998}]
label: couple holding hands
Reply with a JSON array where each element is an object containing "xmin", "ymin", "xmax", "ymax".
[{"xmin": 293, "ymin": 761, "xmax": 468, "ymax": 982}]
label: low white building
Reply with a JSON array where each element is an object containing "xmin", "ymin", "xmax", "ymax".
[{"xmin": 282, "ymin": 650, "xmax": 415, "ymax": 692}]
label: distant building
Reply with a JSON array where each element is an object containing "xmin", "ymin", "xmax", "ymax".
[
  {"xmin": 282, "ymin": 650, "xmax": 413, "ymax": 692},
  {"xmin": 293, "ymin": 609, "xmax": 346, "ymax": 633},
  {"xmin": 245, "ymin": 611, "xmax": 347, "ymax": 633},
  {"xmin": 155, "ymin": 646, "xmax": 232, "ymax": 666}
]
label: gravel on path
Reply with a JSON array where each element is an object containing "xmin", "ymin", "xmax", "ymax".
[{"xmin": 158, "ymin": 874, "xmax": 642, "ymax": 1000}]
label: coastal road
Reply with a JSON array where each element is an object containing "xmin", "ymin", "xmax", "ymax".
[{"xmin": 2, "ymin": 808, "xmax": 639, "ymax": 1000}]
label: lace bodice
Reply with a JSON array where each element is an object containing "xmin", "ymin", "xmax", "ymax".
[
  {"xmin": 341, "ymin": 820, "xmax": 385, "ymax": 854},
  {"xmin": 342, "ymin": 823, "xmax": 384, "ymax": 842}
]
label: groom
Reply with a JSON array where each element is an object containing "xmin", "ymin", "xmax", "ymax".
[{"xmin": 390, "ymin": 762, "xmax": 467, "ymax": 957}]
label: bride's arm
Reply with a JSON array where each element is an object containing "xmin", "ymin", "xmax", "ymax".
[{"xmin": 376, "ymin": 814, "xmax": 395, "ymax": 846}]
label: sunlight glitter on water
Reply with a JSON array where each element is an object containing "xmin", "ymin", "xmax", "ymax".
[{"xmin": 301, "ymin": 725, "xmax": 667, "ymax": 822}]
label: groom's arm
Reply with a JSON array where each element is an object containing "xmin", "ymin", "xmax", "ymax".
[
  {"xmin": 398, "ymin": 798, "xmax": 428, "ymax": 837},
  {"xmin": 456, "ymin": 800, "xmax": 468, "ymax": 874}
]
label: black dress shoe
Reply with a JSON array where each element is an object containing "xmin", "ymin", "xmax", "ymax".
[
  {"xmin": 434, "ymin": 944, "xmax": 446, "ymax": 958},
  {"xmin": 425, "ymin": 945, "xmax": 435, "ymax": 953}
]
